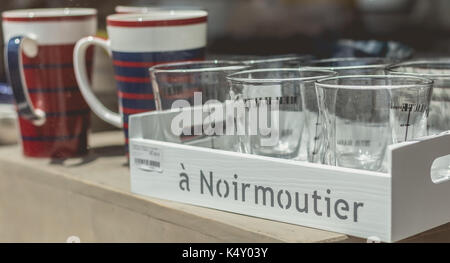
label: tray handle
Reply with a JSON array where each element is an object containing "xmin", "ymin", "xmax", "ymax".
[{"xmin": 389, "ymin": 131, "xmax": 450, "ymax": 242}]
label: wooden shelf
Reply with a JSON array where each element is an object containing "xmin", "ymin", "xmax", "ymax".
[{"xmin": 0, "ymin": 131, "xmax": 448, "ymax": 242}]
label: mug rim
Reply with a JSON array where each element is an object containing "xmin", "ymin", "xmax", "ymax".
[
  {"xmin": 387, "ymin": 59, "xmax": 450, "ymax": 78},
  {"xmin": 115, "ymin": 5, "xmax": 205, "ymax": 14},
  {"xmin": 315, "ymin": 75, "xmax": 434, "ymax": 90},
  {"xmin": 226, "ymin": 68, "xmax": 337, "ymax": 83},
  {"xmin": 2, "ymin": 8, "xmax": 97, "ymax": 21},
  {"xmin": 107, "ymin": 10, "xmax": 207, "ymax": 27},
  {"xmin": 149, "ymin": 60, "xmax": 249, "ymax": 73}
]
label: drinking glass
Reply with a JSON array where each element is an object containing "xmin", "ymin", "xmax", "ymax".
[
  {"xmin": 227, "ymin": 68, "xmax": 336, "ymax": 159},
  {"xmin": 151, "ymin": 60, "xmax": 248, "ymax": 109},
  {"xmin": 316, "ymin": 75, "xmax": 433, "ymax": 172},
  {"xmin": 304, "ymin": 57, "xmax": 392, "ymax": 162},
  {"xmin": 387, "ymin": 60, "xmax": 450, "ymax": 180},
  {"xmin": 150, "ymin": 60, "xmax": 249, "ymax": 149}
]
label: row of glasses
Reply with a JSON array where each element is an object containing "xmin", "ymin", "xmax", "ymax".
[
  {"xmin": 224, "ymin": 57, "xmax": 435, "ymax": 173},
  {"xmin": 150, "ymin": 57, "xmax": 448, "ymax": 175},
  {"xmin": 149, "ymin": 56, "xmax": 314, "ymax": 150},
  {"xmin": 150, "ymin": 55, "xmax": 315, "ymax": 111},
  {"xmin": 150, "ymin": 56, "xmax": 384, "ymax": 156}
]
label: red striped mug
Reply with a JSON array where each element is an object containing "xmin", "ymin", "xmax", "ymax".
[
  {"xmin": 73, "ymin": 11, "xmax": 207, "ymax": 155},
  {"xmin": 2, "ymin": 8, "xmax": 97, "ymax": 158}
]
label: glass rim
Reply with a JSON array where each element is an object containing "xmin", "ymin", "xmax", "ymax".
[
  {"xmin": 242, "ymin": 54, "xmax": 314, "ymax": 64},
  {"xmin": 149, "ymin": 60, "xmax": 249, "ymax": 73},
  {"xmin": 315, "ymin": 75, "xmax": 434, "ymax": 90},
  {"xmin": 386, "ymin": 60, "xmax": 450, "ymax": 78},
  {"xmin": 226, "ymin": 68, "xmax": 337, "ymax": 83},
  {"xmin": 304, "ymin": 57, "xmax": 390, "ymax": 70}
]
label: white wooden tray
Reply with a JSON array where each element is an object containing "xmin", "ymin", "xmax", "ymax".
[{"xmin": 128, "ymin": 109, "xmax": 450, "ymax": 242}]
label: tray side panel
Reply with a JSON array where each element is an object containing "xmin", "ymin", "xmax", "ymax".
[
  {"xmin": 130, "ymin": 138, "xmax": 391, "ymax": 241},
  {"xmin": 390, "ymin": 133, "xmax": 450, "ymax": 242}
]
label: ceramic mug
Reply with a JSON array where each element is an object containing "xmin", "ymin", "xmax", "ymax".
[
  {"xmin": 73, "ymin": 11, "xmax": 207, "ymax": 152},
  {"xmin": 3, "ymin": 8, "xmax": 97, "ymax": 158}
]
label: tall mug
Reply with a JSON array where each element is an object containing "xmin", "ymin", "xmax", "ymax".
[
  {"xmin": 2, "ymin": 8, "xmax": 97, "ymax": 158},
  {"xmin": 73, "ymin": 11, "xmax": 207, "ymax": 154}
]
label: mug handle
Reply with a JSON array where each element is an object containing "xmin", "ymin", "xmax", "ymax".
[
  {"xmin": 73, "ymin": 36, "xmax": 123, "ymax": 128},
  {"xmin": 5, "ymin": 36, "xmax": 46, "ymax": 126}
]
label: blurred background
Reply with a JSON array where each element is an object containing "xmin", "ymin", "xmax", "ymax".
[
  {"xmin": 1, "ymin": 0, "xmax": 450, "ymax": 139},
  {"xmin": 1, "ymin": 0, "xmax": 450, "ymax": 59}
]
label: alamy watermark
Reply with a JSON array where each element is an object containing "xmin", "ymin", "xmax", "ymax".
[{"xmin": 170, "ymin": 92, "xmax": 281, "ymax": 146}]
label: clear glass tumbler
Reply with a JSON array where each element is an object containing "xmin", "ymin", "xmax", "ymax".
[
  {"xmin": 150, "ymin": 60, "xmax": 248, "ymax": 110},
  {"xmin": 316, "ymin": 75, "xmax": 433, "ymax": 172},
  {"xmin": 227, "ymin": 68, "xmax": 336, "ymax": 159},
  {"xmin": 302, "ymin": 57, "xmax": 393, "ymax": 162},
  {"xmin": 387, "ymin": 60, "xmax": 450, "ymax": 180},
  {"xmin": 150, "ymin": 60, "xmax": 249, "ymax": 149}
]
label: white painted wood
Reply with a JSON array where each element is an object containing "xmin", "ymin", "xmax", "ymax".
[
  {"xmin": 389, "ymin": 132, "xmax": 450, "ymax": 242},
  {"xmin": 129, "ymin": 110, "xmax": 450, "ymax": 242},
  {"xmin": 130, "ymin": 138, "xmax": 391, "ymax": 241}
]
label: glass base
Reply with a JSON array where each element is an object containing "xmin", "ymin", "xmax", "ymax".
[
  {"xmin": 431, "ymin": 168, "xmax": 450, "ymax": 183},
  {"xmin": 337, "ymin": 153, "xmax": 384, "ymax": 172}
]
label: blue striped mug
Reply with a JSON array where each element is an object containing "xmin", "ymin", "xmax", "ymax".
[{"xmin": 73, "ymin": 11, "xmax": 207, "ymax": 154}]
